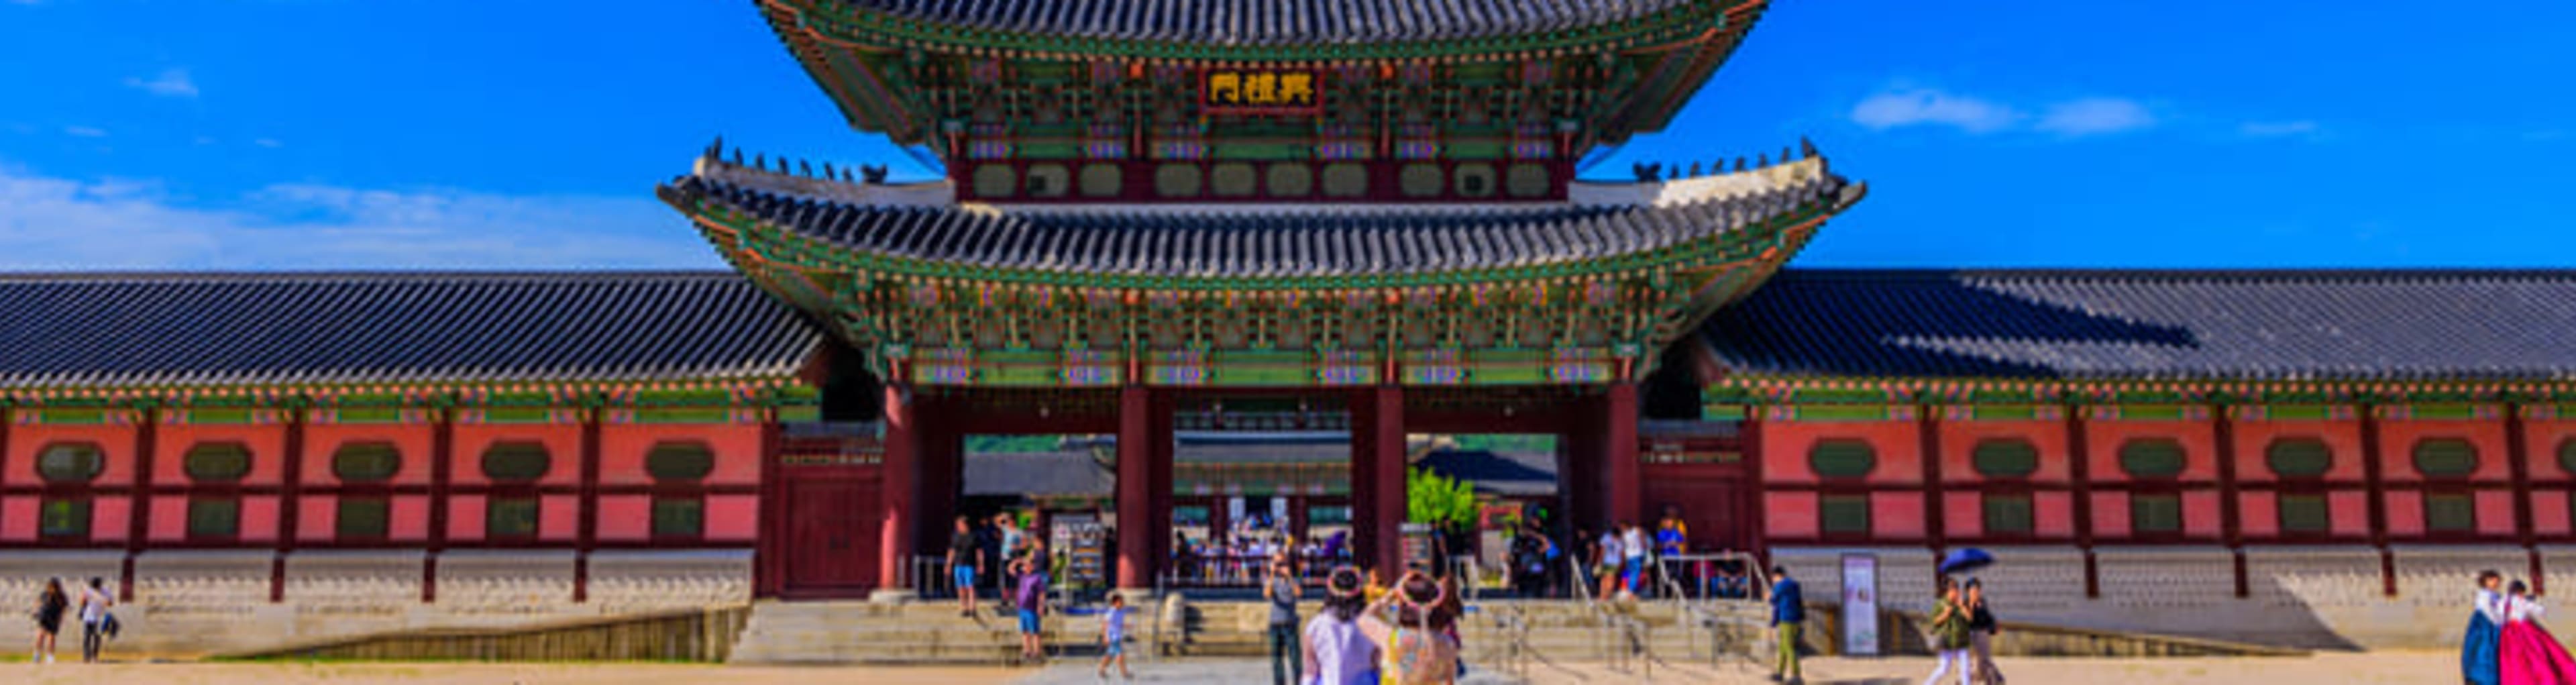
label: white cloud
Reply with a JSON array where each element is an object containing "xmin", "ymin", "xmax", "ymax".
[
  {"xmin": 2239, "ymin": 120, "xmax": 2322, "ymax": 138},
  {"xmin": 2034, "ymin": 98, "xmax": 2157, "ymax": 137},
  {"xmin": 1849, "ymin": 89, "xmax": 2021, "ymax": 134},
  {"xmin": 123, "ymin": 68, "xmax": 199, "ymax": 98},
  {"xmin": 1851, "ymin": 87, "xmax": 2160, "ymax": 138},
  {"xmin": 0, "ymin": 164, "xmax": 722, "ymax": 270},
  {"xmin": 62, "ymin": 125, "xmax": 106, "ymax": 138},
  {"xmin": 253, "ymin": 138, "xmax": 283, "ymax": 148}
]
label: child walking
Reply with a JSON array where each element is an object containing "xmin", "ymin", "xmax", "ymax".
[{"xmin": 1095, "ymin": 592, "xmax": 1133, "ymax": 682}]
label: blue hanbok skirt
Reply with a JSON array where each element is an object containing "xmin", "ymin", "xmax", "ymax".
[{"xmin": 2467, "ymin": 610, "xmax": 2504, "ymax": 685}]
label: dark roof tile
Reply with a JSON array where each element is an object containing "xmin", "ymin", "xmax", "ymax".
[
  {"xmin": 1700, "ymin": 269, "xmax": 2576, "ymax": 382},
  {"xmin": 0, "ymin": 272, "xmax": 822, "ymax": 390}
]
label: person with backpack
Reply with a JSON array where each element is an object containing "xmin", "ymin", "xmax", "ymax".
[
  {"xmin": 1921, "ymin": 576, "xmax": 1973, "ymax": 685},
  {"xmin": 75, "ymin": 578, "xmax": 111, "ymax": 664}
]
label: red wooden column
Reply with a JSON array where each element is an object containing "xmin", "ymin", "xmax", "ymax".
[
  {"xmin": 1604, "ymin": 382, "xmax": 1642, "ymax": 529},
  {"xmin": 273, "ymin": 405, "xmax": 309, "ymax": 603},
  {"xmin": 877, "ymin": 383, "xmax": 920, "ymax": 592},
  {"xmin": 1371, "ymin": 385, "xmax": 1407, "ymax": 574},
  {"xmin": 1116, "ymin": 384, "xmax": 1155, "ymax": 589}
]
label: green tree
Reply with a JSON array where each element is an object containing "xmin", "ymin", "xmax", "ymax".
[{"xmin": 1406, "ymin": 466, "xmax": 1479, "ymax": 529}]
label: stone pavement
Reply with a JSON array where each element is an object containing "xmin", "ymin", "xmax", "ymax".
[{"xmin": 0, "ymin": 651, "xmax": 2465, "ymax": 684}]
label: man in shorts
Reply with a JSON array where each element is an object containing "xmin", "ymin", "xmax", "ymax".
[
  {"xmin": 948, "ymin": 516, "xmax": 981, "ymax": 617},
  {"xmin": 1014, "ymin": 557, "xmax": 1049, "ymax": 664}
]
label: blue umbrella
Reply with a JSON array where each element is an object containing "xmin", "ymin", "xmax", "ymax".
[{"xmin": 1939, "ymin": 547, "xmax": 1995, "ymax": 576}]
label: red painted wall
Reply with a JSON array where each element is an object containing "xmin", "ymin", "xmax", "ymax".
[
  {"xmin": 598, "ymin": 495, "xmax": 651, "ymax": 541},
  {"xmin": 1766, "ymin": 491, "xmax": 1817, "ymax": 538},
  {"xmin": 1760, "ymin": 417, "xmax": 1921, "ymax": 484},
  {"xmin": 2229, "ymin": 417, "xmax": 2366, "ymax": 484},
  {"xmin": 1939, "ymin": 420, "xmax": 2069, "ymax": 484},
  {"xmin": 303, "ymin": 423, "xmax": 436, "ymax": 486},
  {"xmin": 2378, "ymin": 419, "xmax": 2510, "ymax": 482},
  {"xmin": 598, "ymin": 423, "xmax": 763, "ymax": 487},
  {"xmin": 709, "ymin": 494, "xmax": 760, "ymax": 540},
  {"xmin": 6, "ymin": 424, "xmax": 140, "ymax": 486},
  {"xmin": 154, "ymin": 422, "xmax": 288, "ymax": 486},
  {"xmin": 450, "ymin": 423, "xmax": 584, "ymax": 487},
  {"xmin": 2086, "ymin": 420, "xmax": 2220, "ymax": 483}
]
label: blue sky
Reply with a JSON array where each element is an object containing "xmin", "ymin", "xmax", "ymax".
[{"xmin": 3, "ymin": 1, "xmax": 2571, "ymax": 270}]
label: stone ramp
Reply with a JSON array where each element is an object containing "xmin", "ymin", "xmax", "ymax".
[{"xmin": 210, "ymin": 605, "xmax": 751, "ymax": 662}]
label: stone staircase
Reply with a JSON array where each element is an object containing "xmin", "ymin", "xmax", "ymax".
[
  {"xmin": 1460, "ymin": 598, "xmax": 1765, "ymax": 667},
  {"xmin": 728, "ymin": 600, "xmax": 1116, "ymax": 665},
  {"xmin": 727, "ymin": 596, "xmax": 1756, "ymax": 666}
]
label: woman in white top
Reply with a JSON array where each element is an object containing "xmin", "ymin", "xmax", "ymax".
[
  {"xmin": 2500, "ymin": 580, "xmax": 2576, "ymax": 682},
  {"xmin": 1302, "ymin": 567, "xmax": 1379, "ymax": 685}
]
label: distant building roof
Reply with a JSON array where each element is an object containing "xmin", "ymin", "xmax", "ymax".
[
  {"xmin": 1699, "ymin": 269, "xmax": 2576, "ymax": 382},
  {"xmin": 1417, "ymin": 449, "xmax": 1560, "ymax": 496},
  {"xmin": 0, "ymin": 272, "xmax": 822, "ymax": 390}
]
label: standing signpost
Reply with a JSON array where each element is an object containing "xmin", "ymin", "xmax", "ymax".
[{"xmin": 1841, "ymin": 554, "xmax": 1880, "ymax": 656}]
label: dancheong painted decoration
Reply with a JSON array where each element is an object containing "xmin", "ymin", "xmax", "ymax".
[{"xmin": 660, "ymin": 0, "xmax": 1865, "ymax": 388}]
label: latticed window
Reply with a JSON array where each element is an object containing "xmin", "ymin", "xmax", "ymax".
[
  {"xmin": 188, "ymin": 498, "xmax": 239, "ymax": 539},
  {"xmin": 1809, "ymin": 440, "xmax": 1877, "ymax": 479},
  {"xmin": 2413, "ymin": 439, "xmax": 2478, "ymax": 478},
  {"xmin": 2119, "ymin": 439, "xmax": 2187, "ymax": 478},
  {"xmin": 333, "ymin": 441, "xmax": 401, "ymax": 482},
  {"xmin": 652, "ymin": 497, "xmax": 705, "ymax": 538},
  {"xmin": 36, "ymin": 442, "xmax": 104, "ymax": 482},
  {"xmin": 2559, "ymin": 439, "xmax": 2576, "ymax": 476},
  {"xmin": 2425, "ymin": 493, "xmax": 2477, "ymax": 532},
  {"xmin": 2266, "ymin": 439, "xmax": 2333, "ymax": 478},
  {"xmin": 1983, "ymin": 494, "xmax": 2035, "ymax": 535},
  {"xmin": 1819, "ymin": 494, "xmax": 1871, "ymax": 535},
  {"xmin": 39, "ymin": 499, "xmax": 89, "ymax": 539},
  {"xmin": 487, "ymin": 497, "xmax": 540, "ymax": 538},
  {"xmin": 183, "ymin": 442, "xmax": 252, "ymax": 482},
  {"xmin": 2278, "ymin": 494, "xmax": 2330, "ymax": 533},
  {"xmin": 337, "ymin": 498, "xmax": 390, "ymax": 539},
  {"xmin": 2131, "ymin": 493, "xmax": 2184, "ymax": 533},
  {"xmin": 481, "ymin": 442, "xmax": 551, "ymax": 482},
  {"xmin": 1970, "ymin": 439, "xmax": 2040, "ymax": 478}
]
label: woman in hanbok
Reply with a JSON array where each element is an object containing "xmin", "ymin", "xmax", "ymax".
[
  {"xmin": 2500, "ymin": 580, "xmax": 2576, "ymax": 684},
  {"xmin": 2467, "ymin": 570, "xmax": 2503, "ymax": 685}
]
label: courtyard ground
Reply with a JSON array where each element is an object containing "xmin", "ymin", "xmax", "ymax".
[{"xmin": 0, "ymin": 651, "xmax": 2459, "ymax": 684}]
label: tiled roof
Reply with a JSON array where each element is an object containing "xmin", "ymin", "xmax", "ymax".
[
  {"xmin": 663, "ymin": 172, "xmax": 1851, "ymax": 278},
  {"xmin": 1699, "ymin": 269, "xmax": 2576, "ymax": 382},
  {"xmin": 821, "ymin": 0, "xmax": 1703, "ymax": 47},
  {"xmin": 0, "ymin": 272, "xmax": 823, "ymax": 390}
]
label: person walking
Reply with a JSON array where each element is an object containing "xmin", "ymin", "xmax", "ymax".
[
  {"xmin": 1964, "ymin": 578, "xmax": 2004, "ymax": 685},
  {"xmin": 1619, "ymin": 521, "xmax": 1648, "ymax": 598},
  {"xmin": 74, "ymin": 578, "xmax": 111, "ymax": 664},
  {"xmin": 1012, "ymin": 557, "xmax": 1049, "ymax": 664},
  {"xmin": 1095, "ymin": 592, "xmax": 1134, "ymax": 682},
  {"xmin": 31, "ymin": 578, "xmax": 68, "ymax": 664},
  {"xmin": 1265, "ymin": 560, "xmax": 1304, "ymax": 685},
  {"xmin": 2465, "ymin": 570, "xmax": 2505, "ymax": 685},
  {"xmin": 1358, "ymin": 570, "xmax": 1460, "ymax": 684},
  {"xmin": 1767, "ymin": 566, "xmax": 1804, "ymax": 684},
  {"xmin": 1593, "ymin": 527, "xmax": 1622, "ymax": 600},
  {"xmin": 2500, "ymin": 580, "xmax": 2576, "ymax": 681},
  {"xmin": 1303, "ymin": 567, "xmax": 1379, "ymax": 685},
  {"xmin": 949, "ymin": 516, "xmax": 983, "ymax": 617},
  {"xmin": 1921, "ymin": 577, "xmax": 1973, "ymax": 685}
]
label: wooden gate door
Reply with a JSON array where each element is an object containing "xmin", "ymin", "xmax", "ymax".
[{"xmin": 781, "ymin": 470, "xmax": 881, "ymax": 597}]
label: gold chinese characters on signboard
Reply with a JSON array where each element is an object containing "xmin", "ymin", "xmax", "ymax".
[{"xmin": 1204, "ymin": 70, "xmax": 1318, "ymax": 110}]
